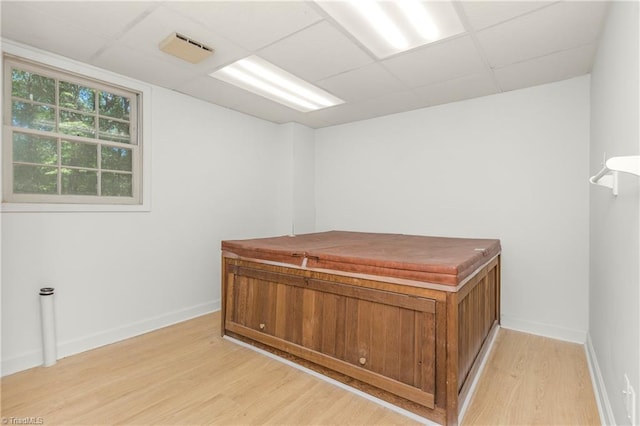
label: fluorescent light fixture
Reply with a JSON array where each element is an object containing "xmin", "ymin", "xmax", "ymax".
[
  {"xmin": 210, "ymin": 56, "xmax": 343, "ymax": 112},
  {"xmin": 316, "ymin": 0, "xmax": 464, "ymax": 59},
  {"xmin": 349, "ymin": 0, "xmax": 408, "ymax": 50},
  {"xmin": 398, "ymin": 0, "xmax": 439, "ymax": 41}
]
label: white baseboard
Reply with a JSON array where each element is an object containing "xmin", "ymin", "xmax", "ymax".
[
  {"xmin": 501, "ymin": 314, "xmax": 587, "ymax": 344},
  {"xmin": 585, "ymin": 333, "xmax": 615, "ymax": 426},
  {"xmin": 1, "ymin": 349, "xmax": 44, "ymax": 378},
  {"xmin": 1, "ymin": 299, "xmax": 220, "ymax": 377}
]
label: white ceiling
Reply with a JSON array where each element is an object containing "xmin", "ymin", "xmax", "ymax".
[{"xmin": 1, "ymin": 1, "xmax": 610, "ymax": 128}]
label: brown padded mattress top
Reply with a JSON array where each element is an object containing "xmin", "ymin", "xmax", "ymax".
[{"xmin": 221, "ymin": 231, "xmax": 501, "ymax": 286}]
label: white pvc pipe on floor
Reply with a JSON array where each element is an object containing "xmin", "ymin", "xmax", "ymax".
[{"xmin": 39, "ymin": 287, "xmax": 57, "ymax": 367}]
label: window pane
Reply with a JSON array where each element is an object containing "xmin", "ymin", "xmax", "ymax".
[
  {"xmin": 13, "ymin": 132, "xmax": 57, "ymax": 165},
  {"xmin": 6, "ymin": 61, "xmax": 141, "ymax": 205},
  {"xmin": 59, "ymin": 82, "xmax": 95, "ymax": 112},
  {"xmin": 101, "ymin": 172, "xmax": 132, "ymax": 197},
  {"xmin": 98, "ymin": 118, "xmax": 130, "ymax": 144},
  {"xmin": 11, "ymin": 69, "xmax": 55, "ymax": 105},
  {"xmin": 61, "ymin": 140, "xmax": 97, "ymax": 168},
  {"xmin": 101, "ymin": 146, "xmax": 132, "ymax": 171},
  {"xmin": 13, "ymin": 164, "xmax": 57, "ymax": 194},
  {"xmin": 99, "ymin": 91, "xmax": 130, "ymax": 120},
  {"xmin": 12, "ymin": 101, "xmax": 55, "ymax": 131},
  {"xmin": 61, "ymin": 168, "xmax": 97, "ymax": 195},
  {"xmin": 59, "ymin": 110, "xmax": 95, "ymax": 138}
]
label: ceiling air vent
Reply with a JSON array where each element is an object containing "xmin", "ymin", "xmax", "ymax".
[{"xmin": 159, "ymin": 32, "xmax": 214, "ymax": 64}]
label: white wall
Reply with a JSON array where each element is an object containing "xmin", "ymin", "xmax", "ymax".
[
  {"xmin": 274, "ymin": 123, "xmax": 294, "ymax": 235},
  {"xmin": 315, "ymin": 76, "xmax": 591, "ymax": 342},
  {"xmin": 292, "ymin": 123, "xmax": 316, "ymax": 234},
  {"xmin": 1, "ymin": 46, "xmax": 293, "ymax": 375},
  {"xmin": 589, "ymin": 2, "xmax": 640, "ymax": 424},
  {"xmin": 274, "ymin": 122, "xmax": 316, "ymax": 236}
]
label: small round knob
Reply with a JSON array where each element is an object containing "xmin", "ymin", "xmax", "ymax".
[
  {"xmin": 359, "ymin": 357, "xmax": 367, "ymax": 365},
  {"xmin": 259, "ymin": 323, "xmax": 265, "ymax": 330}
]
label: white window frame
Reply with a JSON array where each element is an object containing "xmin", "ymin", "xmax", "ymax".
[{"xmin": 1, "ymin": 40, "xmax": 151, "ymax": 212}]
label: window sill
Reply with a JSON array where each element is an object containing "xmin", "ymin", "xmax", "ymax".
[{"xmin": 1, "ymin": 202, "xmax": 151, "ymax": 213}]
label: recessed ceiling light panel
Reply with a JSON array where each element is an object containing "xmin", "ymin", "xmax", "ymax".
[
  {"xmin": 316, "ymin": 0, "xmax": 465, "ymax": 58},
  {"xmin": 210, "ymin": 56, "xmax": 344, "ymax": 112}
]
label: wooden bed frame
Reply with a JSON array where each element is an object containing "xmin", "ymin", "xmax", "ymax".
[{"xmin": 221, "ymin": 232, "xmax": 501, "ymax": 426}]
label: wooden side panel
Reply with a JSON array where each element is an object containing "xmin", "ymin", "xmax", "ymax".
[
  {"xmin": 421, "ymin": 311, "xmax": 436, "ymax": 396},
  {"xmin": 321, "ymin": 292, "xmax": 339, "ymax": 356},
  {"xmin": 274, "ymin": 283, "xmax": 288, "ymax": 339},
  {"xmin": 434, "ymin": 300, "xmax": 448, "ymax": 408},
  {"xmin": 399, "ymin": 309, "xmax": 416, "ymax": 387},
  {"xmin": 225, "ymin": 263, "xmax": 437, "ymax": 409},
  {"xmin": 232, "ymin": 273, "xmax": 247, "ymax": 326},
  {"xmin": 457, "ymin": 262, "xmax": 499, "ymax": 391},
  {"xmin": 381, "ymin": 306, "xmax": 401, "ymax": 381},
  {"xmin": 302, "ymin": 288, "xmax": 324, "ymax": 351},
  {"xmin": 356, "ymin": 300, "xmax": 372, "ymax": 370},
  {"xmin": 445, "ymin": 292, "xmax": 459, "ymax": 426},
  {"xmin": 289, "ymin": 285, "xmax": 304, "ymax": 346},
  {"xmin": 344, "ymin": 297, "xmax": 359, "ymax": 366},
  {"xmin": 246, "ymin": 278, "xmax": 258, "ymax": 329},
  {"xmin": 261, "ymin": 279, "xmax": 277, "ymax": 335},
  {"xmin": 333, "ymin": 295, "xmax": 347, "ymax": 360}
]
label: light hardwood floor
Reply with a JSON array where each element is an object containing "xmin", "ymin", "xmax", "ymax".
[
  {"xmin": 463, "ymin": 329, "xmax": 600, "ymax": 425},
  {"xmin": 1, "ymin": 312, "xmax": 600, "ymax": 425}
]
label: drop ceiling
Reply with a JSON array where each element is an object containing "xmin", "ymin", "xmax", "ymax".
[{"xmin": 0, "ymin": 1, "xmax": 610, "ymax": 128}]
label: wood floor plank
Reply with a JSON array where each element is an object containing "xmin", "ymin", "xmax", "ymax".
[
  {"xmin": 1, "ymin": 313, "xmax": 599, "ymax": 425},
  {"xmin": 462, "ymin": 328, "xmax": 600, "ymax": 426}
]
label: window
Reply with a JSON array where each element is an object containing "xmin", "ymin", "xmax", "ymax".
[{"xmin": 3, "ymin": 56, "xmax": 142, "ymax": 205}]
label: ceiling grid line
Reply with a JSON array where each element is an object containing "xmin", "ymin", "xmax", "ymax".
[
  {"xmin": 88, "ymin": 3, "xmax": 162, "ymax": 63},
  {"xmin": 450, "ymin": 0, "xmax": 503, "ymax": 93}
]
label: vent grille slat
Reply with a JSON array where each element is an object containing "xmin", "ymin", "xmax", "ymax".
[{"xmin": 159, "ymin": 32, "xmax": 214, "ymax": 64}]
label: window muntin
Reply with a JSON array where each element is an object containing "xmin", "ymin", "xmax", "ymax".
[{"xmin": 3, "ymin": 56, "xmax": 141, "ymax": 204}]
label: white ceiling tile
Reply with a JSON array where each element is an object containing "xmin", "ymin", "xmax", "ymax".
[
  {"xmin": 308, "ymin": 90, "xmax": 423, "ymax": 126},
  {"xmin": 7, "ymin": 1, "xmax": 157, "ymax": 39},
  {"xmin": 382, "ymin": 36, "xmax": 487, "ymax": 88},
  {"xmin": 316, "ymin": 63, "xmax": 408, "ymax": 103},
  {"xmin": 293, "ymin": 115, "xmax": 332, "ymax": 129},
  {"xmin": 232, "ymin": 95, "xmax": 317, "ymax": 125},
  {"xmin": 165, "ymin": 1, "xmax": 323, "ymax": 51},
  {"xmin": 476, "ymin": 1, "xmax": 609, "ymax": 68},
  {"xmin": 175, "ymin": 76, "xmax": 272, "ymax": 110},
  {"xmin": 413, "ymin": 72, "xmax": 499, "ymax": 108},
  {"xmin": 1, "ymin": 2, "xmax": 111, "ymax": 62},
  {"xmin": 113, "ymin": 5, "xmax": 248, "ymax": 73},
  {"xmin": 460, "ymin": 1, "xmax": 555, "ymax": 31},
  {"xmin": 92, "ymin": 45, "xmax": 196, "ymax": 89},
  {"xmin": 494, "ymin": 44, "xmax": 596, "ymax": 92},
  {"xmin": 258, "ymin": 21, "xmax": 374, "ymax": 82}
]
